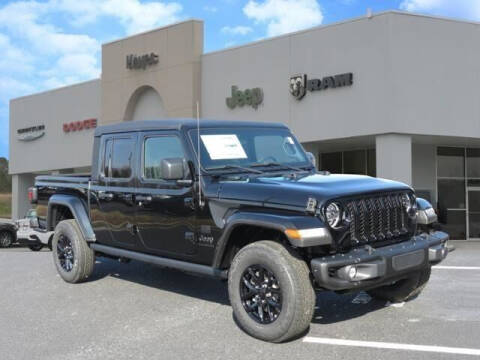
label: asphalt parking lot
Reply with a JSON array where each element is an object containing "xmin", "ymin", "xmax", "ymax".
[{"xmin": 1, "ymin": 242, "xmax": 480, "ymax": 360}]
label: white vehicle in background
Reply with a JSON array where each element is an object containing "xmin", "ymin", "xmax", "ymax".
[{"xmin": 16, "ymin": 209, "xmax": 53, "ymax": 252}]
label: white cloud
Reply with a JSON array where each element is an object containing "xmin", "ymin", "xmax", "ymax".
[
  {"xmin": 0, "ymin": 77, "xmax": 35, "ymax": 105},
  {"xmin": 56, "ymin": 0, "xmax": 183, "ymax": 34},
  {"xmin": 221, "ymin": 25, "xmax": 253, "ymax": 35},
  {"xmin": 0, "ymin": 1, "xmax": 99, "ymax": 56},
  {"xmin": 400, "ymin": 0, "xmax": 480, "ymax": 20},
  {"xmin": 243, "ymin": 0, "xmax": 323, "ymax": 37},
  {"xmin": 0, "ymin": 34, "xmax": 34, "ymax": 75}
]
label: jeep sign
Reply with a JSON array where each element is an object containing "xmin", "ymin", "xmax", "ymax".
[
  {"xmin": 290, "ymin": 73, "xmax": 353, "ymax": 100},
  {"xmin": 226, "ymin": 86, "xmax": 263, "ymax": 110},
  {"xmin": 126, "ymin": 53, "xmax": 159, "ymax": 70}
]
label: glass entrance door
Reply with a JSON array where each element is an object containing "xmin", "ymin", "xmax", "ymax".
[{"xmin": 468, "ymin": 187, "xmax": 480, "ymax": 239}]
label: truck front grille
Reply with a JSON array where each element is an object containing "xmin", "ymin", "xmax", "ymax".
[{"xmin": 346, "ymin": 193, "xmax": 410, "ymax": 245}]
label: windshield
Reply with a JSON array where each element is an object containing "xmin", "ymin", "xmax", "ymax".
[{"xmin": 189, "ymin": 127, "xmax": 311, "ymax": 171}]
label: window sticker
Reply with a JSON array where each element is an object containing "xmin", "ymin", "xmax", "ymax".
[
  {"xmin": 201, "ymin": 134, "xmax": 248, "ymax": 160},
  {"xmin": 286, "ymin": 136, "xmax": 295, "ymax": 145}
]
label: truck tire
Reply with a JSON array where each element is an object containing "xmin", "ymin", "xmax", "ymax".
[
  {"xmin": 228, "ymin": 240, "xmax": 315, "ymax": 343},
  {"xmin": 28, "ymin": 244, "xmax": 43, "ymax": 252},
  {"xmin": 367, "ymin": 265, "xmax": 431, "ymax": 303},
  {"xmin": 0, "ymin": 230, "xmax": 13, "ymax": 248},
  {"xmin": 52, "ymin": 220, "xmax": 95, "ymax": 283}
]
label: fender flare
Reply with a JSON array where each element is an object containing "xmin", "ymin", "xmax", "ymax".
[
  {"xmin": 47, "ymin": 194, "xmax": 96, "ymax": 242},
  {"xmin": 212, "ymin": 211, "xmax": 331, "ymax": 268}
]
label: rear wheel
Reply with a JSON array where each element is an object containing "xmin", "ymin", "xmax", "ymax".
[
  {"xmin": 367, "ymin": 266, "xmax": 431, "ymax": 303},
  {"xmin": 28, "ymin": 244, "xmax": 43, "ymax": 252},
  {"xmin": 0, "ymin": 231, "xmax": 13, "ymax": 248},
  {"xmin": 52, "ymin": 220, "xmax": 95, "ymax": 283},
  {"xmin": 228, "ymin": 241, "xmax": 315, "ymax": 343}
]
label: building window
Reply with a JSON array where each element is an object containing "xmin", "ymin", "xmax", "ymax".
[
  {"xmin": 436, "ymin": 147, "xmax": 467, "ymax": 240},
  {"xmin": 320, "ymin": 149, "xmax": 375, "ymax": 176},
  {"xmin": 321, "ymin": 152, "xmax": 342, "ymax": 174}
]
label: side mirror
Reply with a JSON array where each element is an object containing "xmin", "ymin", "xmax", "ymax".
[
  {"xmin": 29, "ymin": 217, "xmax": 39, "ymax": 229},
  {"xmin": 306, "ymin": 152, "xmax": 316, "ymax": 168},
  {"xmin": 161, "ymin": 158, "xmax": 185, "ymax": 180}
]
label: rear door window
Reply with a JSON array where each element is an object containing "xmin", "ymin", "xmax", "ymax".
[
  {"xmin": 102, "ymin": 136, "xmax": 135, "ymax": 180},
  {"xmin": 111, "ymin": 138, "xmax": 135, "ymax": 179}
]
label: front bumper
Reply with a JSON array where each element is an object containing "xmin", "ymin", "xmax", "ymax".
[
  {"xmin": 16, "ymin": 236, "xmax": 42, "ymax": 246},
  {"xmin": 311, "ymin": 231, "xmax": 449, "ymax": 291},
  {"xmin": 16, "ymin": 230, "xmax": 43, "ymax": 246}
]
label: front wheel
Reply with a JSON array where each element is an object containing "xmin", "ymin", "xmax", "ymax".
[
  {"xmin": 367, "ymin": 266, "xmax": 431, "ymax": 303},
  {"xmin": 228, "ymin": 241, "xmax": 316, "ymax": 343},
  {"xmin": 52, "ymin": 220, "xmax": 95, "ymax": 283}
]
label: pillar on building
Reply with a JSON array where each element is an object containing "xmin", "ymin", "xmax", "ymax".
[
  {"xmin": 11, "ymin": 174, "xmax": 35, "ymax": 220},
  {"xmin": 375, "ymin": 134, "xmax": 412, "ymax": 185}
]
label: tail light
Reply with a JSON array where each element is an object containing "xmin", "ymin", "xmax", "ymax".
[{"xmin": 28, "ymin": 187, "xmax": 38, "ymax": 204}]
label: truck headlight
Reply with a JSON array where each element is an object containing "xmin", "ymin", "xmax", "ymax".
[
  {"xmin": 402, "ymin": 193, "xmax": 417, "ymax": 218},
  {"xmin": 325, "ymin": 202, "xmax": 342, "ymax": 228}
]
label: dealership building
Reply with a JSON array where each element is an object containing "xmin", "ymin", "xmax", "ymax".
[{"xmin": 9, "ymin": 11, "xmax": 480, "ymax": 240}]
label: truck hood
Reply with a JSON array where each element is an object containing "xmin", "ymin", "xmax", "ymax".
[{"xmin": 212, "ymin": 173, "xmax": 412, "ymax": 209}]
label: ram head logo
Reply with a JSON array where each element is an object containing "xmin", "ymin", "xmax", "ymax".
[{"xmin": 289, "ymin": 74, "xmax": 307, "ymax": 100}]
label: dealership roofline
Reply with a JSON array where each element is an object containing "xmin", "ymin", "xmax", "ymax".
[
  {"xmin": 203, "ymin": 10, "xmax": 480, "ymax": 57},
  {"xmin": 10, "ymin": 78, "xmax": 101, "ymax": 103},
  {"xmin": 102, "ymin": 18, "xmax": 204, "ymax": 46},
  {"xmin": 10, "ymin": 10, "xmax": 480, "ymax": 102}
]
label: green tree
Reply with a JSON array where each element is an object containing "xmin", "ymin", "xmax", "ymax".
[{"xmin": 0, "ymin": 157, "xmax": 12, "ymax": 193}]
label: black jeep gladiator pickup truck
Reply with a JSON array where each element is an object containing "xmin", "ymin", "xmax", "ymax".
[{"xmin": 32, "ymin": 119, "xmax": 448, "ymax": 342}]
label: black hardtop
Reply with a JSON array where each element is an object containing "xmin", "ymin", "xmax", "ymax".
[{"xmin": 94, "ymin": 119, "xmax": 287, "ymax": 137}]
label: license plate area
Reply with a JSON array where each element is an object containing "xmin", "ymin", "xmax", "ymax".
[{"xmin": 392, "ymin": 249, "xmax": 425, "ymax": 271}]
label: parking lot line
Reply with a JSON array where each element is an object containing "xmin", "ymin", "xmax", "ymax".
[
  {"xmin": 302, "ymin": 337, "xmax": 480, "ymax": 356},
  {"xmin": 433, "ymin": 266, "xmax": 480, "ymax": 270}
]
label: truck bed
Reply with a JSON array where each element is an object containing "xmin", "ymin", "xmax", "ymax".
[{"xmin": 35, "ymin": 174, "xmax": 91, "ymax": 190}]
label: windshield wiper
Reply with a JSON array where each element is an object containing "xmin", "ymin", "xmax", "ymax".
[
  {"xmin": 251, "ymin": 162, "xmax": 307, "ymax": 172},
  {"xmin": 206, "ymin": 165, "xmax": 264, "ymax": 174}
]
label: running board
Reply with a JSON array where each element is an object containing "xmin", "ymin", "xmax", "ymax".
[{"xmin": 89, "ymin": 243, "xmax": 228, "ymax": 279}]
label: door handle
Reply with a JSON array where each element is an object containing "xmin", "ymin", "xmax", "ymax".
[
  {"xmin": 98, "ymin": 191, "xmax": 114, "ymax": 201},
  {"xmin": 136, "ymin": 195, "xmax": 152, "ymax": 204},
  {"xmin": 126, "ymin": 223, "xmax": 139, "ymax": 235}
]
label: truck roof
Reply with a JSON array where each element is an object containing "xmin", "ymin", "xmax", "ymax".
[{"xmin": 94, "ymin": 119, "xmax": 287, "ymax": 137}]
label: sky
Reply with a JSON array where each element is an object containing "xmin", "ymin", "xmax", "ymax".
[{"xmin": 2, "ymin": 0, "xmax": 480, "ymax": 160}]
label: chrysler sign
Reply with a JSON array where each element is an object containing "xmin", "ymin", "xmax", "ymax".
[
  {"xmin": 17, "ymin": 125, "xmax": 45, "ymax": 142},
  {"xmin": 290, "ymin": 72, "xmax": 353, "ymax": 100}
]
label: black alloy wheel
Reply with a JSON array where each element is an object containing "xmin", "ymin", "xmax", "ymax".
[
  {"xmin": 0, "ymin": 231, "xmax": 13, "ymax": 248},
  {"xmin": 240, "ymin": 265, "xmax": 282, "ymax": 324},
  {"xmin": 28, "ymin": 244, "xmax": 43, "ymax": 252},
  {"xmin": 56, "ymin": 234, "xmax": 74, "ymax": 272}
]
